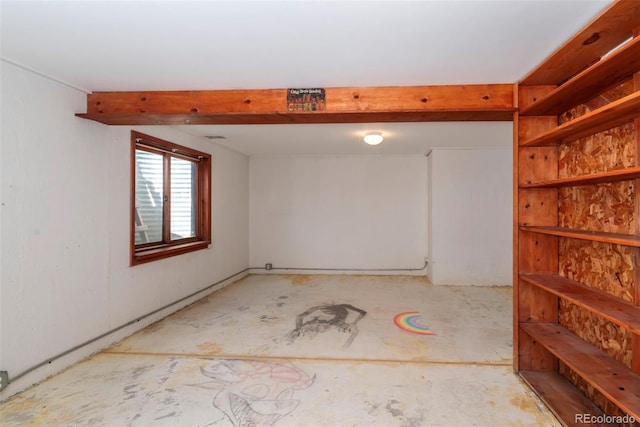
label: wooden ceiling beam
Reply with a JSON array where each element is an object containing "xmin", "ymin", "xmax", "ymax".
[{"xmin": 76, "ymin": 84, "xmax": 515, "ymax": 125}]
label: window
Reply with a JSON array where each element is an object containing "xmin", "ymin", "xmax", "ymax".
[{"xmin": 131, "ymin": 131, "xmax": 211, "ymax": 265}]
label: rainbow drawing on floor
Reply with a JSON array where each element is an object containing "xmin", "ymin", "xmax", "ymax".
[{"xmin": 393, "ymin": 312, "xmax": 436, "ymax": 335}]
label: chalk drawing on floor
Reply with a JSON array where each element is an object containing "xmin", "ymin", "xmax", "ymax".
[
  {"xmin": 284, "ymin": 303, "xmax": 367, "ymax": 348},
  {"xmin": 195, "ymin": 359, "xmax": 315, "ymax": 426},
  {"xmin": 393, "ymin": 312, "xmax": 436, "ymax": 336}
]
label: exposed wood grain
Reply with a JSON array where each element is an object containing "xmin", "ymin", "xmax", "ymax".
[
  {"xmin": 513, "ymin": 109, "xmax": 520, "ymax": 372},
  {"xmin": 518, "ymin": 232, "xmax": 559, "ymax": 273},
  {"xmin": 558, "ymin": 123, "xmax": 635, "ymax": 178},
  {"xmin": 558, "ymin": 182, "xmax": 636, "ymax": 235},
  {"xmin": 518, "ymin": 85, "xmax": 556, "ymax": 111},
  {"xmin": 520, "ymin": 226, "xmax": 640, "ymax": 247},
  {"xmin": 559, "ymin": 363, "xmax": 640, "ymax": 427},
  {"xmin": 517, "ymin": 116, "xmax": 557, "ymax": 145},
  {"xmin": 521, "ymin": 167, "xmax": 640, "ymax": 188},
  {"xmin": 77, "ymin": 84, "xmax": 515, "ymax": 125},
  {"xmin": 520, "ymin": 274, "xmax": 640, "ymax": 333},
  {"xmin": 520, "ymin": 0, "xmax": 640, "ymax": 86},
  {"xmin": 521, "ymin": 36, "xmax": 640, "ymax": 116},
  {"xmin": 517, "ymin": 326, "xmax": 558, "ymax": 372},
  {"xmin": 520, "ymin": 322, "xmax": 640, "ymax": 419},
  {"xmin": 520, "ymin": 92, "xmax": 640, "ymax": 147},
  {"xmin": 518, "ymin": 279, "xmax": 559, "ymax": 323},
  {"xmin": 518, "ymin": 147, "xmax": 558, "ymax": 185},
  {"xmin": 633, "ymin": 30, "xmax": 640, "ymax": 377},
  {"xmin": 559, "ymin": 300, "xmax": 633, "ymax": 367},
  {"xmin": 519, "ymin": 371, "xmax": 614, "ymax": 427},
  {"xmin": 518, "ymin": 189, "xmax": 558, "ymax": 226},
  {"xmin": 559, "ymin": 240, "xmax": 635, "ymax": 302}
]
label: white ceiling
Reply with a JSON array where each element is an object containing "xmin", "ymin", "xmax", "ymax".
[{"xmin": 1, "ymin": 0, "xmax": 610, "ymax": 155}]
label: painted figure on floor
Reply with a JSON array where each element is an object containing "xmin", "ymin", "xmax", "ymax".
[
  {"xmin": 197, "ymin": 359, "xmax": 315, "ymax": 426},
  {"xmin": 285, "ymin": 303, "xmax": 367, "ymax": 348}
]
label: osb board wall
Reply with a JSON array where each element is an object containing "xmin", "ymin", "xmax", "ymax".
[
  {"xmin": 558, "ymin": 182, "xmax": 636, "ymax": 234},
  {"xmin": 558, "ymin": 79, "xmax": 635, "ymax": 178},
  {"xmin": 559, "ymin": 240, "xmax": 635, "ymax": 301},
  {"xmin": 556, "ymin": 78, "xmax": 638, "ymax": 414},
  {"xmin": 559, "ymin": 300, "xmax": 633, "ymax": 366}
]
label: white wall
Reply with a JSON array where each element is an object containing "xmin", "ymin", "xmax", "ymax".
[
  {"xmin": 0, "ymin": 61, "xmax": 249, "ymax": 397},
  {"xmin": 250, "ymin": 155, "xmax": 428, "ymax": 273},
  {"xmin": 428, "ymin": 148, "xmax": 512, "ymax": 286}
]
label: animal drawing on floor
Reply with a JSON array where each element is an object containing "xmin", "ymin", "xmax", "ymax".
[
  {"xmin": 196, "ymin": 359, "xmax": 315, "ymax": 426},
  {"xmin": 285, "ymin": 303, "xmax": 367, "ymax": 348}
]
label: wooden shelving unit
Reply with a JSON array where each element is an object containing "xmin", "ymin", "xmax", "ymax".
[
  {"xmin": 519, "ymin": 226, "xmax": 640, "ymax": 247},
  {"xmin": 520, "ymin": 36, "xmax": 640, "ymax": 117},
  {"xmin": 520, "ymin": 166, "xmax": 640, "ymax": 188},
  {"xmin": 520, "ymin": 323, "xmax": 640, "ymax": 419},
  {"xmin": 520, "ymin": 92, "xmax": 640, "ymax": 147},
  {"xmin": 515, "ymin": 1, "xmax": 640, "ymax": 424},
  {"xmin": 520, "ymin": 274, "xmax": 640, "ymax": 333}
]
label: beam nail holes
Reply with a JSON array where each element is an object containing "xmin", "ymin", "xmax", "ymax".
[
  {"xmin": 482, "ymin": 96, "xmax": 490, "ymax": 100},
  {"xmin": 244, "ymin": 99, "xmax": 251, "ymax": 104},
  {"xmin": 353, "ymin": 93, "xmax": 360, "ymax": 100},
  {"xmin": 140, "ymin": 96, "xmax": 147, "ymax": 102},
  {"xmin": 421, "ymin": 98, "xmax": 428, "ymax": 103}
]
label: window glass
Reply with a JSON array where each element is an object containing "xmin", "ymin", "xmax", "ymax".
[
  {"xmin": 170, "ymin": 157, "xmax": 196, "ymax": 239},
  {"xmin": 135, "ymin": 149, "xmax": 164, "ymax": 244}
]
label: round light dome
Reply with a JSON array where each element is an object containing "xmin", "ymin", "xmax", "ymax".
[{"xmin": 363, "ymin": 131, "xmax": 384, "ymax": 145}]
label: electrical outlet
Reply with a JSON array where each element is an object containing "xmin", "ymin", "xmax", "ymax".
[
  {"xmin": 0, "ymin": 371, "xmax": 8, "ymax": 391},
  {"xmin": 265, "ymin": 263, "xmax": 273, "ymax": 270}
]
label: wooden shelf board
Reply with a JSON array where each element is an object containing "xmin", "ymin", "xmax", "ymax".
[
  {"xmin": 519, "ymin": 92, "xmax": 640, "ymax": 147},
  {"xmin": 520, "ymin": 1, "xmax": 640, "ymax": 86},
  {"xmin": 520, "ymin": 273, "xmax": 640, "ymax": 334},
  {"xmin": 520, "ymin": 323, "xmax": 640, "ymax": 420},
  {"xmin": 521, "ymin": 36, "xmax": 640, "ymax": 116},
  {"xmin": 519, "ymin": 371, "xmax": 615, "ymax": 427},
  {"xmin": 520, "ymin": 167, "xmax": 640, "ymax": 188},
  {"xmin": 519, "ymin": 226, "xmax": 640, "ymax": 247}
]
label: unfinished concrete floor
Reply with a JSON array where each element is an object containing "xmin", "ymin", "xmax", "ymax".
[{"xmin": 1, "ymin": 274, "xmax": 560, "ymax": 426}]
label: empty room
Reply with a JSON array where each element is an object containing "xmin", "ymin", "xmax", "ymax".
[{"xmin": 1, "ymin": 1, "xmax": 639, "ymax": 426}]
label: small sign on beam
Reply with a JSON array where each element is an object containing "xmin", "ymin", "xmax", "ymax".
[{"xmin": 287, "ymin": 88, "xmax": 325, "ymax": 112}]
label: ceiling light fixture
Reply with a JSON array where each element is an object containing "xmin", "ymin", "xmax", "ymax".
[{"xmin": 363, "ymin": 131, "xmax": 384, "ymax": 145}]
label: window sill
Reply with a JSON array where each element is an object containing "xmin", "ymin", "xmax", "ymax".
[{"xmin": 131, "ymin": 240, "xmax": 210, "ymax": 266}]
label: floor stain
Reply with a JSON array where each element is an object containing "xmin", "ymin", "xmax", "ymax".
[
  {"xmin": 385, "ymin": 399, "xmax": 404, "ymax": 417},
  {"xmin": 195, "ymin": 342, "xmax": 224, "ymax": 354},
  {"xmin": 510, "ymin": 395, "xmax": 533, "ymax": 411},
  {"xmin": 365, "ymin": 400, "xmax": 381, "ymax": 414},
  {"xmin": 284, "ymin": 274, "xmax": 312, "ymax": 286}
]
